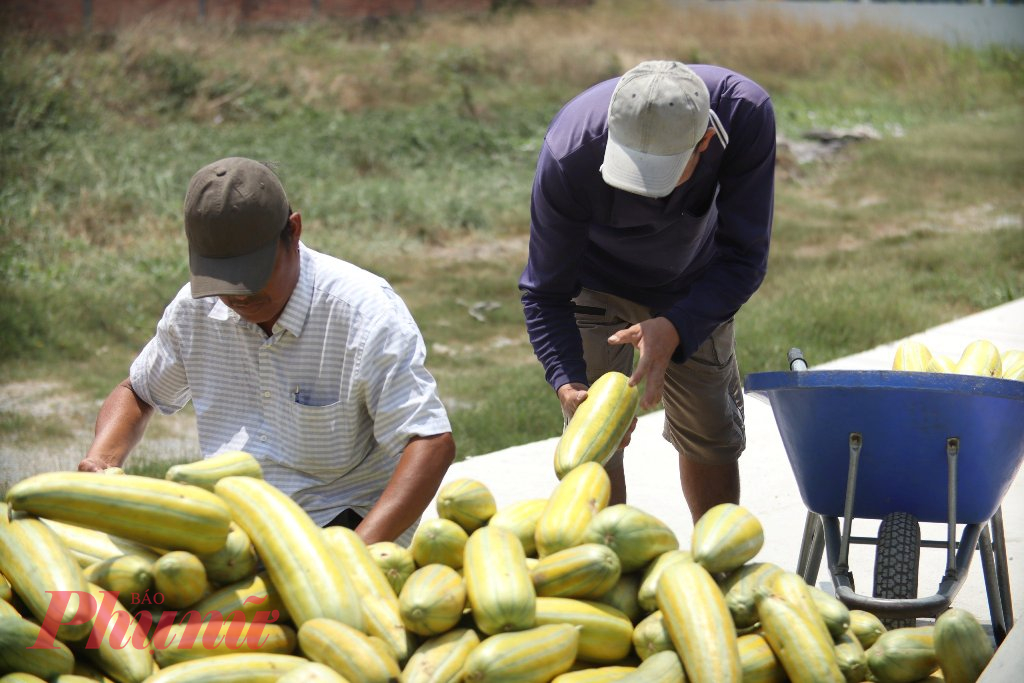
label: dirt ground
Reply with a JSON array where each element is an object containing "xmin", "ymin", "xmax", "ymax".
[{"xmin": 0, "ymin": 380, "xmax": 199, "ymax": 492}]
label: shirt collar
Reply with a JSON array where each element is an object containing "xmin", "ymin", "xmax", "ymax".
[
  {"xmin": 275, "ymin": 243, "xmax": 313, "ymax": 338},
  {"xmin": 206, "ymin": 243, "xmax": 313, "ymax": 338}
]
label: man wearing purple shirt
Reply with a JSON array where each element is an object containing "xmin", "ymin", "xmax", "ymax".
[{"xmin": 519, "ymin": 61, "xmax": 776, "ymax": 522}]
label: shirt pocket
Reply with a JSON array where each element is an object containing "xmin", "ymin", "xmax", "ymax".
[{"xmin": 274, "ymin": 400, "xmax": 363, "ymax": 483}]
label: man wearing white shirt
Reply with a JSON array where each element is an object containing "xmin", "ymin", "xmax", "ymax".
[{"xmin": 79, "ymin": 156, "xmax": 455, "ymax": 545}]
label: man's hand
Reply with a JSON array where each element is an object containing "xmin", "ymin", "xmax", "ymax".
[
  {"xmin": 608, "ymin": 317, "xmax": 680, "ymax": 410},
  {"xmin": 556, "ymin": 382, "xmax": 589, "ymax": 420},
  {"xmin": 77, "ymin": 456, "xmax": 110, "ymax": 473},
  {"xmin": 558, "ymin": 381, "xmax": 637, "ymax": 451}
]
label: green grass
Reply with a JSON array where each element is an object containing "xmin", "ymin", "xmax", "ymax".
[{"xmin": 1, "ymin": 0, "xmax": 1022, "ymax": 469}]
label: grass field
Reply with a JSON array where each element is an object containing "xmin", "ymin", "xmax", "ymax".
[{"xmin": 1, "ymin": 0, "xmax": 1022, "ymax": 475}]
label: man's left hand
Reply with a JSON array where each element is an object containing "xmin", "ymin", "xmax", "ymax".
[{"xmin": 608, "ymin": 317, "xmax": 680, "ymax": 410}]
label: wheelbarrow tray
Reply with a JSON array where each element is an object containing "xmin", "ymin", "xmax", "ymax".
[{"xmin": 744, "ymin": 370, "xmax": 1024, "ymax": 524}]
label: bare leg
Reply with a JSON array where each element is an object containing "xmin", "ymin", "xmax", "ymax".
[
  {"xmin": 605, "ymin": 453, "xmax": 627, "ymax": 506},
  {"xmin": 678, "ymin": 455, "xmax": 740, "ymax": 523}
]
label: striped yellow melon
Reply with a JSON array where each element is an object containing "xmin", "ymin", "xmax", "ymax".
[
  {"xmin": 297, "ymin": 617, "xmax": 401, "ymax": 683},
  {"xmin": 552, "ymin": 666, "xmax": 638, "ymax": 682},
  {"xmin": 593, "ymin": 572, "xmax": 642, "ymax": 624},
  {"xmin": 189, "ymin": 572, "xmax": 289, "ymax": 624},
  {"xmin": 892, "ymin": 340, "xmax": 932, "ymax": 372},
  {"xmin": 410, "ymin": 517, "xmax": 468, "ymax": 570},
  {"xmin": 810, "ymin": 585, "xmax": 851, "ymax": 640},
  {"xmin": 554, "ymin": 371, "xmax": 639, "ymax": 480},
  {"xmin": 866, "ymin": 626, "xmax": 938, "ymax": 683},
  {"xmin": 849, "ymin": 609, "xmax": 887, "ymax": 649},
  {"xmin": 530, "ymin": 542, "xmax": 621, "ymax": 599},
  {"xmin": 755, "ymin": 589, "xmax": 844, "ymax": 683},
  {"xmin": 691, "ymin": 503, "xmax": 764, "ymax": 574},
  {"xmin": 717, "ymin": 561, "xmax": 784, "ymax": 629},
  {"xmin": 534, "ymin": 596, "xmax": 634, "ymax": 664},
  {"xmin": 6, "ymin": 472, "xmax": 232, "ymax": 554},
  {"xmin": 933, "ymin": 608, "xmax": 994, "ymax": 683},
  {"xmin": 768, "ymin": 571, "xmax": 833, "ymax": 647},
  {"xmin": 581, "ymin": 504, "xmax": 679, "ymax": 573},
  {"xmin": 656, "ymin": 561, "xmax": 741, "ymax": 683},
  {"xmin": 322, "ymin": 526, "xmax": 398, "ymax": 600},
  {"xmin": 165, "ymin": 450, "xmax": 263, "ymax": 490},
  {"xmin": 488, "ymin": 498, "xmax": 547, "ymax": 558},
  {"xmin": 926, "ymin": 355, "xmax": 958, "ymax": 374},
  {"xmin": 41, "ymin": 518, "xmax": 162, "ymax": 569},
  {"xmin": 436, "ymin": 478, "xmax": 497, "ymax": 533},
  {"xmin": 1000, "ymin": 349, "xmax": 1024, "ymax": 380},
  {"xmin": 277, "ymin": 662, "xmax": 351, "ymax": 683},
  {"xmin": 402, "ymin": 627, "xmax": 480, "ymax": 683},
  {"xmin": 0, "ymin": 615, "xmax": 75, "ymax": 679},
  {"xmin": 736, "ymin": 632, "xmax": 786, "ymax": 683},
  {"xmin": 535, "ymin": 462, "xmax": 611, "ymax": 558},
  {"xmin": 368, "ymin": 541, "xmax": 417, "ymax": 596},
  {"xmin": 0, "ymin": 504, "xmax": 93, "ymax": 642},
  {"xmin": 463, "ymin": 526, "xmax": 536, "ymax": 635},
  {"xmin": 214, "ymin": 477, "xmax": 362, "ymax": 631},
  {"xmin": 360, "ymin": 593, "xmax": 413, "ymax": 666},
  {"xmin": 0, "ymin": 600, "xmax": 18, "ymax": 618},
  {"xmin": 632, "ymin": 610, "xmax": 673, "ymax": 661},
  {"xmin": 461, "ymin": 623, "xmax": 579, "ymax": 683},
  {"xmin": 399, "ymin": 563, "xmax": 466, "ymax": 637},
  {"xmin": 637, "ymin": 549, "xmax": 692, "ymax": 612},
  {"xmin": 954, "ymin": 340, "xmax": 1001, "ymax": 377},
  {"xmin": 83, "ymin": 553, "xmax": 153, "ymax": 597},
  {"xmin": 152, "ymin": 550, "xmax": 210, "ymax": 609},
  {"xmin": 834, "ymin": 629, "xmax": 869, "ymax": 683},
  {"xmin": 615, "ymin": 649, "xmax": 685, "ymax": 683},
  {"xmin": 321, "ymin": 525, "xmax": 408, "ymax": 661},
  {"xmin": 197, "ymin": 522, "xmax": 258, "ymax": 585},
  {"xmin": 144, "ymin": 653, "xmax": 309, "ymax": 683},
  {"xmin": 152, "ymin": 619, "xmax": 296, "ymax": 668}
]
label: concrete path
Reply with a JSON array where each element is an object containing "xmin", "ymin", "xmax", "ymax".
[{"xmin": 424, "ymin": 298, "xmax": 1024, "ymax": 643}]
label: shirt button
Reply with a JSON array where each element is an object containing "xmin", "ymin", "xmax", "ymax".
[
  {"xmin": 259, "ymin": 435, "xmax": 268, "ymax": 442},
  {"xmin": 263, "ymin": 391, "xmax": 271, "ymax": 398}
]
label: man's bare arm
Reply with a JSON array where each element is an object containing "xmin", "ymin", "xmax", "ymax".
[
  {"xmin": 354, "ymin": 432, "xmax": 456, "ymax": 544},
  {"xmin": 78, "ymin": 378, "xmax": 154, "ymax": 472}
]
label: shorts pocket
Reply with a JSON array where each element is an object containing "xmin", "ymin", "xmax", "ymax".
[{"xmin": 688, "ymin": 319, "xmax": 736, "ymax": 369}]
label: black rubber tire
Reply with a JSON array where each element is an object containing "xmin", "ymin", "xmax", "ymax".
[{"xmin": 873, "ymin": 511, "xmax": 921, "ymax": 629}]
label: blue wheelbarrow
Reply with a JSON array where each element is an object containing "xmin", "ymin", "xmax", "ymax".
[{"xmin": 744, "ymin": 350, "xmax": 1024, "ymax": 644}]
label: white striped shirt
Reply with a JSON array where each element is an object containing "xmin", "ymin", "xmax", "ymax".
[{"xmin": 130, "ymin": 243, "xmax": 451, "ymax": 539}]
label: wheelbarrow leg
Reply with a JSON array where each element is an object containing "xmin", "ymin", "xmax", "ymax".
[
  {"xmin": 796, "ymin": 510, "xmax": 825, "ymax": 585},
  {"xmin": 978, "ymin": 524, "xmax": 1008, "ymax": 645},
  {"xmin": 990, "ymin": 508, "xmax": 1014, "ymax": 634}
]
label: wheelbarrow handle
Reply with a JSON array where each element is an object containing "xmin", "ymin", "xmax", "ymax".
[{"xmin": 788, "ymin": 347, "xmax": 808, "ymax": 371}]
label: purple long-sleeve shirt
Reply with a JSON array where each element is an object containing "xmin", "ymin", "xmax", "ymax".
[{"xmin": 519, "ymin": 65, "xmax": 776, "ymax": 391}]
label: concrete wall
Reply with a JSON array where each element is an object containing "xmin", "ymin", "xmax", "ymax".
[{"xmin": 3, "ymin": 0, "xmax": 592, "ymax": 33}]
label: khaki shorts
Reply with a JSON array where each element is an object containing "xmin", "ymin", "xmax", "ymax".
[{"xmin": 572, "ymin": 288, "xmax": 745, "ymax": 465}]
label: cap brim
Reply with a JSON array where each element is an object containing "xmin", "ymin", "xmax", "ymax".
[
  {"xmin": 601, "ymin": 135, "xmax": 692, "ymax": 198},
  {"xmin": 188, "ymin": 237, "xmax": 279, "ymax": 298}
]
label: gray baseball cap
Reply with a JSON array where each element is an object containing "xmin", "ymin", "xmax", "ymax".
[
  {"xmin": 601, "ymin": 61, "xmax": 711, "ymax": 198},
  {"xmin": 183, "ymin": 157, "xmax": 290, "ymax": 298}
]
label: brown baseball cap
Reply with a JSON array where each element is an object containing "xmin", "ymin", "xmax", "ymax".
[{"xmin": 184, "ymin": 157, "xmax": 290, "ymax": 298}]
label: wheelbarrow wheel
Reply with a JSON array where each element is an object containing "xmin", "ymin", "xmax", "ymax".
[{"xmin": 873, "ymin": 511, "xmax": 921, "ymax": 629}]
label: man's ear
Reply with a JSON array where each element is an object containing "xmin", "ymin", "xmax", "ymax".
[
  {"xmin": 697, "ymin": 128, "xmax": 716, "ymax": 153},
  {"xmin": 289, "ymin": 211, "xmax": 303, "ymax": 242}
]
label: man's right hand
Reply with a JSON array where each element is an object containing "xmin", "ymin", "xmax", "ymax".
[
  {"xmin": 77, "ymin": 457, "xmax": 110, "ymax": 473},
  {"xmin": 556, "ymin": 382, "xmax": 589, "ymax": 420}
]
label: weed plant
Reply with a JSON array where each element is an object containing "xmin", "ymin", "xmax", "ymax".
[{"xmin": 1, "ymin": 0, "xmax": 1021, "ymax": 462}]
